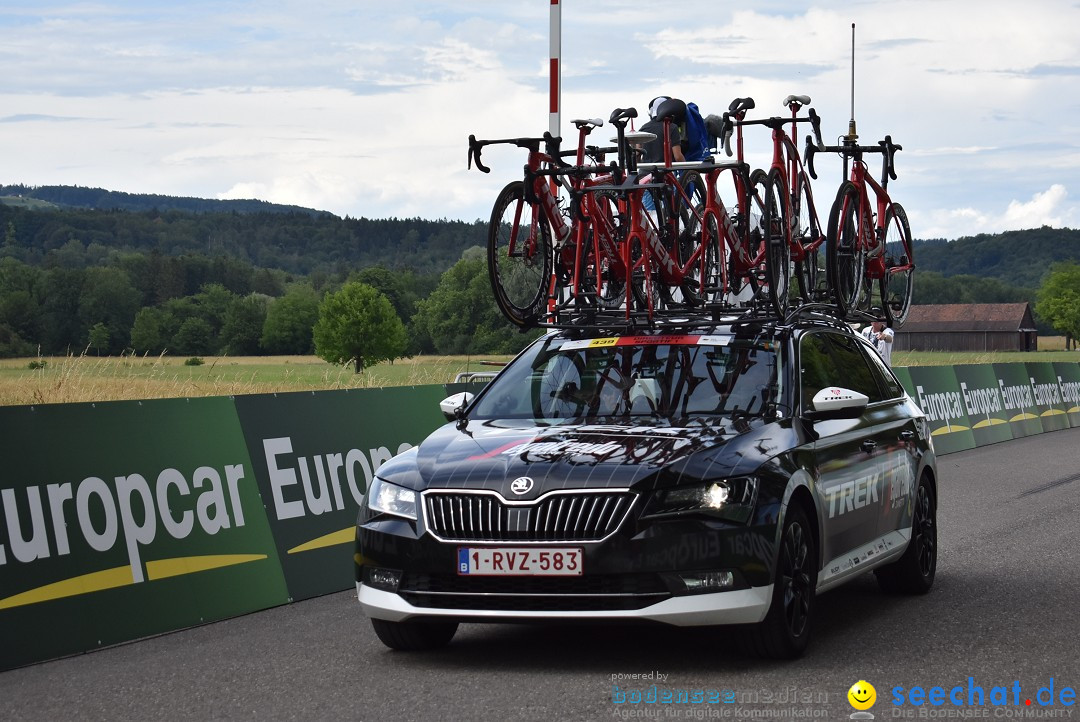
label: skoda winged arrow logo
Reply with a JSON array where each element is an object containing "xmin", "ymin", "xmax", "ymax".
[{"xmin": 510, "ymin": 477, "xmax": 534, "ymax": 495}]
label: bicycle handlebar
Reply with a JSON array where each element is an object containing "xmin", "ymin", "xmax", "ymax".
[
  {"xmin": 720, "ymin": 97, "xmax": 755, "ymax": 157},
  {"xmin": 812, "ymin": 135, "xmax": 903, "ymax": 185},
  {"xmin": 467, "ymin": 132, "xmax": 569, "ymax": 174}
]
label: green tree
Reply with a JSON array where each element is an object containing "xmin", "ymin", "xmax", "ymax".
[
  {"xmin": 411, "ymin": 256, "xmax": 531, "ymax": 355},
  {"xmin": 172, "ymin": 317, "xmax": 215, "ymax": 356},
  {"xmin": 88, "ymin": 322, "xmax": 110, "ymax": 355},
  {"xmin": 221, "ymin": 294, "xmax": 267, "ymax": 356},
  {"xmin": 313, "ymin": 281, "xmax": 407, "ymax": 372},
  {"xmin": 261, "ymin": 284, "xmax": 320, "ymax": 354},
  {"xmin": 77, "ymin": 266, "xmax": 141, "ymax": 354},
  {"xmin": 1035, "ymin": 262, "xmax": 1080, "ymax": 344},
  {"xmin": 130, "ymin": 306, "xmax": 172, "ymax": 354}
]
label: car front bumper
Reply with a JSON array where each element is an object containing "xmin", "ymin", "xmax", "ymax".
[{"xmin": 356, "ymin": 581, "xmax": 772, "ymax": 627}]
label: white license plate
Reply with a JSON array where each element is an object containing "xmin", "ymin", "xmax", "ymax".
[{"xmin": 457, "ymin": 547, "xmax": 583, "ymax": 576}]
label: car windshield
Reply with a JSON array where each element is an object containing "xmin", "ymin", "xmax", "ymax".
[{"xmin": 470, "ymin": 333, "xmax": 783, "ymax": 422}]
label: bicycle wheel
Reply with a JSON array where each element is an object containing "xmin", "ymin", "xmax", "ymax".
[
  {"xmin": 826, "ymin": 181, "xmax": 866, "ymax": 317},
  {"xmin": 580, "ymin": 192, "xmax": 625, "ymax": 311},
  {"xmin": 881, "ymin": 203, "xmax": 914, "ymax": 327},
  {"xmin": 534, "ymin": 353, "xmax": 585, "ymax": 419},
  {"xmin": 792, "ymin": 171, "xmax": 822, "ymax": 303},
  {"xmin": 676, "ymin": 203, "xmax": 720, "ymax": 306},
  {"xmin": 677, "ymin": 170, "xmax": 707, "ymax": 232},
  {"xmin": 762, "ymin": 168, "xmax": 791, "ymax": 316},
  {"xmin": 487, "ymin": 180, "xmax": 553, "ymax": 328},
  {"xmin": 726, "ymin": 169, "xmax": 768, "ymax": 305}
]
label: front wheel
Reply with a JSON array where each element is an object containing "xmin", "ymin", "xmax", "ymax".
[
  {"xmin": 371, "ymin": 618, "xmax": 458, "ymax": 651},
  {"xmin": 739, "ymin": 505, "xmax": 817, "ymax": 659},
  {"xmin": 487, "ymin": 181, "xmax": 553, "ymax": 328},
  {"xmin": 880, "ymin": 203, "xmax": 914, "ymax": 327},
  {"xmin": 826, "ymin": 181, "xmax": 866, "ymax": 317}
]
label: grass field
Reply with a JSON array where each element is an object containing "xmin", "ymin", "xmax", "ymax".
[
  {"xmin": 1, "ymin": 339, "xmax": 1077, "ymax": 407},
  {"xmin": 0, "ymin": 353, "xmax": 514, "ymax": 406}
]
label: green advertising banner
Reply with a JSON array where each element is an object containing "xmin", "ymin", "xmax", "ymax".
[
  {"xmin": 1025, "ymin": 363, "xmax": 1071, "ymax": 432},
  {"xmin": 904, "ymin": 365, "xmax": 977, "ymax": 455},
  {"xmin": 0, "ymin": 398, "xmax": 289, "ymax": 672},
  {"xmin": 952, "ymin": 364, "xmax": 1014, "ymax": 447},
  {"xmin": 992, "ymin": 363, "xmax": 1045, "ymax": 438},
  {"xmin": 1052, "ymin": 362, "xmax": 1080, "ymax": 428},
  {"xmin": 233, "ymin": 385, "xmax": 449, "ymax": 601}
]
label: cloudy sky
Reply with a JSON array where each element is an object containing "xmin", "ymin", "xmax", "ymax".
[{"xmin": 2, "ymin": 1, "xmax": 1078, "ymax": 240}]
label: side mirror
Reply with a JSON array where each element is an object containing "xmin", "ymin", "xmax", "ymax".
[
  {"xmin": 439, "ymin": 392, "xmax": 474, "ymax": 422},
  {"xmin": 803, "ymin": 387, "xmax": 869, "ymax": 421}
]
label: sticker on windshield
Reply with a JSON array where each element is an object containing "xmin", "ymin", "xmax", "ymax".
[{"xmin": 560, "ymin": 334, "xmax": 732, "ymax": 350}]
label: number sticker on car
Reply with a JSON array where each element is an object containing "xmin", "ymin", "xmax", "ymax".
[{"xmin": 457, "ymin": 547, "xmax": 583, "ymax": 576}]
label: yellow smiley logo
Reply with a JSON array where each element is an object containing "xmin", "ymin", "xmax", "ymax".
[{"xmin": 848, "ymin": 680, "xmax": 876, "ymax": 711}]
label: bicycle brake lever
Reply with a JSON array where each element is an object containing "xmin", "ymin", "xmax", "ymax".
[
  {"xmin": 883, "ymin": 135, "xmax": 899, "ymax": 181},
  {"xmin": 721, "ymin": 112, "xmax": 734, "ymax": 157},
  {"xmin": 805, "ymin": 135, "xmax": 818, "ymax": 180},
  {"xmin": 808, "ymin": 108, "xmax": 825, "ymax": 150},
  {"xmin": 468, "ymin": 135, "xmax": 490, "ymax": 173}
]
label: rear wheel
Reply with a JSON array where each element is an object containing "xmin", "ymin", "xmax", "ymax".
[
  {"xmin": 487, "ymin": 181, "xmax": 553, "ymax": 328},
  {"xmin": 875, "ymin": 475, "xmax": 937, "ymax": 594},
  {"xmin": 762, "ymin": 168, "xmax": 791, "ymax": 316},
  {"xmin": 792, "ymin": 172, "xmax": 823, "ymax": 303},
  {"xmin": 827, "ymin": 181, "xmax": 865, "ymax": 317},
  {"xmin": 371, "ymin": 618, "xmax": 458, "ymax": 651},
  {"xmin": 740, "ymin": 505, "xmax": 816, "ymax": 659},
  {"xmin": 881, "ymin": 203, "xmax": 914, "ymax": 327}
]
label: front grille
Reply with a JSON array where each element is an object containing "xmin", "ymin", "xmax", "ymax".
[
  {"xmin": 422, "ymin": 490, "xmax": 635, "ymax": 543},
  {"xmin": 399, "ymin": 572, "xmax": 670, "ymax": 611}
]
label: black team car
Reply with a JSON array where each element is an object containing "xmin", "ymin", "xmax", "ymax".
[{"xmin": 354, "ymin": 311, "xmax": 938, "ymax": 658}]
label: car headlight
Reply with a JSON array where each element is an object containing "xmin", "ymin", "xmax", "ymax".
[
  {"xmin": 366, "ymin": 477, "xmax": 418, "ymax": 520},
  {"xmin": 641, "ymin": 477, "xmax": 757, "ymax": 523}
]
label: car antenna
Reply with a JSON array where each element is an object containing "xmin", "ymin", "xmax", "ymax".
[{"xmin": 846, "ymin": 22, "xmax": 858, "ymax": 142}]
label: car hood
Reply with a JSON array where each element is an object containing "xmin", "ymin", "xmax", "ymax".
[{"xmin": 375, "ymin": 416, "xmax": 789, "ymax": 499}]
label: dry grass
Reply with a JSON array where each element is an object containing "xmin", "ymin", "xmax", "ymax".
[{"xmin": 0, "ymin": 352, "xmax": 513, "ymax": 406}]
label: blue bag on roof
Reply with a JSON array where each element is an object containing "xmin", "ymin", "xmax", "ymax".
[{"xmin": 683, "ymin": 102, "xmax": 710, "ymax": 161}]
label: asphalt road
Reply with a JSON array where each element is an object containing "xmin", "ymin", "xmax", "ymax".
[{"xmin": 3, "ymin": 429, "xmax": 1079, "ymax": 721}]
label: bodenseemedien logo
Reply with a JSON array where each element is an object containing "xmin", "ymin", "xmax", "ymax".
[{"xmin": 848, "ymin": 680, "xmax": 877, "ymax": 719}]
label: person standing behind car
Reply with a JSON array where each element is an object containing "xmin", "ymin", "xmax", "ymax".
[
  {"xmin": 640, "ymin": 96, "xmax": 685, "ymax": 164},
  {"xmin": 862, "ymin": 320, "xmax": 894, "ymax": 366}
]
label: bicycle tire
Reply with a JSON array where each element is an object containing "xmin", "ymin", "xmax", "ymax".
[
  {"xmin": 580, "ymin": 191, "xmax": 625, "ymax": 311},
  {"xmin": 881, "ymin": 203, "xmax": 914, "ymax": 327},
  {"xmin": 826, "ymin": 181, "xmax": 866, "ymax": 317},
  {"xmin": 792, "ymin": 171, "xmax": 822, "ymax": 303},
  {"xmin": 487, "ymin": 180, "xmax": 553, "ymax": 328},
  {"xmin": 763, "ymin": 168, "xmax": 791, "ymax": 316},
  {"xmin": 728, "ymin": 168, "xmax": 769, "ymax": 305}
]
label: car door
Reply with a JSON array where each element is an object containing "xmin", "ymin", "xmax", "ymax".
[
  {"xmin": 853, "ymin": 334, "xmax": 920, "ymax": 539},
  {"xmin": 798, "ymin": 330, "xmax": 894, "ymax": 579}
]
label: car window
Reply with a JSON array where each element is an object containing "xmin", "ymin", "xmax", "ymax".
[
  {"xmin": 858, "ymin": 337, "xmax": 905, "ymax": 399},
  {"xmin": 470, "ymin": 335, "xmax": 783, "ymax": 422},
  {"xmin": 799, "ymin": 331, "xmax": 883, "ymax": 412}
]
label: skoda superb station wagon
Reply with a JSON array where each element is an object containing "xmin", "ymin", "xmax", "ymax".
[{"xmin": 354, "ymin": 313, "xmax": 938, "ymax": 658}]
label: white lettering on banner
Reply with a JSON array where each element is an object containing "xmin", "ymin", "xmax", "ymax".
[
  {"xmin": 262, "ymin": 436, "xmax": 414, "ymax": 521},
  {"xmin": 960, "ymin": 382, "xmax": 1003, "ymax": 417},
  {"xmin": 0, "ymin": 465, "xmax": 249, "ymax": 582},
  {"xmin": 1029, "ymin": 377, "xmax": 1062, "ymax": 407},
  {"xmin": 1060, "ymin": 376, "xmax": 1080, "ymax": 406},
  {"xmin": 915, "ymin": 385, "xmax": 964, "ymax": 426},
  {"xmin": 999, "ymin": 378, "xmax": 1034, "ymax": 411}
]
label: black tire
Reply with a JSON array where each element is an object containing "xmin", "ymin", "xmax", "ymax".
[
  {"xmin": 487, "ymin": 181, "xmax": 552, "ymax": 328},
  {"xmin": 762, "ymin": 168, "xmax": 791, "ymax": 316},
  {"xmin": 740, "ymin": 505, "xmax": 817, "ymax": 659},
  {"xmin": 692, "ymin": 211, "xmax": 722, "ymax": 305},
  {"xmin": 370, "ymin": 618, "xmax": 458, "ymax": 651},
  {"xmin": 792, "ymin": 172, "xmax": 822, "ymax": 303},
  {"xmin": 880, "ymin": 203, "xmax": 914, "ymax": 327},
  {"xmin": 677, "ymin": 170, "xmax": 707, "ymax": 233},
  {"xmin": 729, "ymin": 169, "xmax": 768, "ymax": 304},
  {"xmin": 875, "ymin": 475, "xmax": 937, "ymax": 594},
  {"xmin": 579, "ymin": 192, "xmax": 626, "ymax": 311},
  {"xmin": 826, "ymin": 181, "xmax": 866, "ymax": 317}
]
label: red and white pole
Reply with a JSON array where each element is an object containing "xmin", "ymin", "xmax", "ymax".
[{"xmin": 549, "ymin": 0, "xmax": 561, "ymax": 139}]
